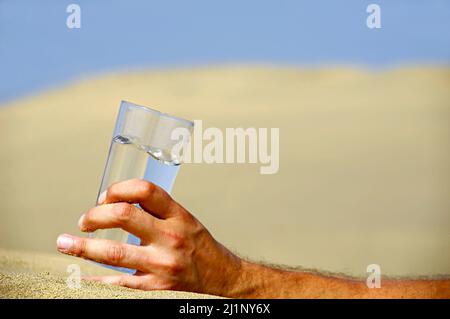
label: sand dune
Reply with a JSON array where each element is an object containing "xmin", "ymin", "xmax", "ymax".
[{"xmin": 1, "ymin": 66, "xmax": 449, "ymax": 296}]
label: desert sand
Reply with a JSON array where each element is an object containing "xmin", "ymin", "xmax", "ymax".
[
  {"xmin": 1, "ymin": 66, "xmax": 449, "ymax": 298},
  {"xmin": 0, "ymin": 248, "xmax": 215, "ymax": 298}
]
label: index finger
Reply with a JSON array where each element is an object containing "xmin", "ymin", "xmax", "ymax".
[{"xmin": 98, "ymin": 179, "xmax": 182, "ymax": 219}]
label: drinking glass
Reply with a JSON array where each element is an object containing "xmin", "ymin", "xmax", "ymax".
[{"xmin": 90, "ymin": 100, "xmax": 193, "ymax": 273}]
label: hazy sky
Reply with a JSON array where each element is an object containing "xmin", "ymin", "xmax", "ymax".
[{"xmin": 0, "ymin": 0, "xmax": 449, "ymax": 103}]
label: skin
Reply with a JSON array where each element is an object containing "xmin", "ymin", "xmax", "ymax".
[{"xmin": 57, "ymin": 179, "xmax": 450, "ymax": 298}]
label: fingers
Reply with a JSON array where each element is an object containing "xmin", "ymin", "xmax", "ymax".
[
  {"xmin": 78, "ymin": 203, "xmax": 160, "ymax": 242},
  {"xmin": 56, "ymin": 234, "xmax": 154, "ymax": 273},
  {"xmin": 99, "ymin": 179, "xmax": 182, "ymax": 219},
  {"xmin": 83, "ymin": 275, "xmax": 144, "ymax": 290}
]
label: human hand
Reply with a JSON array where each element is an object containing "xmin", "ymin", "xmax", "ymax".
[{"xmin": 56, "ymin": 179, "xmax": 243, "ymax": 296}]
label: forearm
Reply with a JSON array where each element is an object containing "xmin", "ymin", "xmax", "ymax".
[{"xmin": 229, "ymin": 261, "xmax": 450, "ymax": 299}]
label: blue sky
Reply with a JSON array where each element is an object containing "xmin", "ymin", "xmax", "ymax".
[{"xmin": 0, "ymin": 0, "xmax": 449, "ymax": 104}]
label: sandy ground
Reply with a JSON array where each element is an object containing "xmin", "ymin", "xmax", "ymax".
[
  {"xmin": 0, "ymin": 248, "xmax": 216, "ymax": 298},
  {"xmin": 0, "ymin": 67, "xmax": 449, "ymax": 298}
]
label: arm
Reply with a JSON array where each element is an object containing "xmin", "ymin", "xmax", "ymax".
[
  {"xmin": 233, "ymin": 262, "xmax": 450, "ymax": 298},
  {"xmin": 56, "ymin": 179, "xmax": 450, "ymax": 298}
]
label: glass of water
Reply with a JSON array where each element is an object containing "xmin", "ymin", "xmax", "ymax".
[{"xmin": 90, "ymin": 100, "xmax": 194, "ymax": 273}]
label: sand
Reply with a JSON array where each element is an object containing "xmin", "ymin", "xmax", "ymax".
[
  {"xmin": 0, "ymin": 248, "xmax": 217, "ymax": 298},
  {"xmin": 0, "ymin": 66, "xmax": 449, "ymax": 298}
]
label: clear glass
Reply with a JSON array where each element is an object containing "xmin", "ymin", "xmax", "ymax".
[{"xmin": 90, "ymin": 100, "xmax": 194, "ymax": 273}]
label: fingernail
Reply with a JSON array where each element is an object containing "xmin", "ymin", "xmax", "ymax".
[
  {"xmin": 97, "ymin": 190, "xmax": 107, "ymax": 205},
  {"xmin": 56, "ymin": 234, "xmax": 74, "ymax": 252},
  {"xmin": 77, "ymin": 214, "xmax": 85, "ymax": 229}
]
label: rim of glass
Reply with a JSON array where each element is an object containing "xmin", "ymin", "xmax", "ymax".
[{"xmin": 121, "ymin": 100, "xmax": 194, "ymax": 127}]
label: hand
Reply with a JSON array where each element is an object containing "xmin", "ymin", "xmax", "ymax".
[{"xmin": 56, "ymin": 179, "xmax": 243, "ymax": 296}]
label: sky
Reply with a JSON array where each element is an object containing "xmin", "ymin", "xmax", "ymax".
[{"xmin": 0, "ymin": 0, "xmax": 449, "ymax": 104}]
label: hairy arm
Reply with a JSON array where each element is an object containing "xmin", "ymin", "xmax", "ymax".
[
  {"xmin": 56, "ymin": 179, "xmax": 450, "ymax": 299},
  {"xmin": 231, "ymin": 261, "xmax": 450, "ymax": 298}
]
